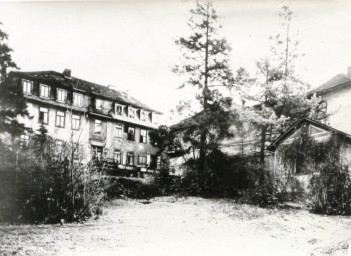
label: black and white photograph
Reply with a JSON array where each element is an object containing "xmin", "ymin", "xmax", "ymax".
[{"xmin": 0, "ymin": 0, "xmax": 350, "ymax": 255}]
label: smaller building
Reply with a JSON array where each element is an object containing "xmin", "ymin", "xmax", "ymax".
[{"xmin": 267, "ymin": 118, "xmax": 351, "ymax": 194}]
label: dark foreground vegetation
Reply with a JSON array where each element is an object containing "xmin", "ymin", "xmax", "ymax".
[
  {"xmin": 2, "ymin": 131, "xmax": 351, "ymax": 225},
  {"xmin": 0, "ymin": 127, "xmax": 105, "ymax": 224}
]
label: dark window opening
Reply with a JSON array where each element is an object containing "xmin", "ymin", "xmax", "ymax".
[
  {"xmin": 127, "ymin": 152, "xmax": 134, "ymax": 166},
  {"xmin": 127, "ymin": 127, "xmax": 135, "ymax": 141}
]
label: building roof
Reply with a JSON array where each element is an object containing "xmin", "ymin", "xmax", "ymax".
[
  {"xmin": 169, "ymin": 111, "xmax": 204, "ymax": 132},
  {"xmin": 267, "ymin": 118, "xmax": 351, "ymax": 151},
  {"xmin": 308, "ymin": 74, "xmax": 351, "ymax": 96},
  {"xmin": 9, "ymin": 70, "xmax": 162, "ymax": 114},
  {"xmin": 170, "ymin": 100, "xmax": 241, "ymax": 132}
]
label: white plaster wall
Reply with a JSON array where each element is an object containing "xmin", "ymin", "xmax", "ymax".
[
  {"xmin": 322, "ymin": 87, "xmax": 351, "ymax": 134},
  {"xmin": 17, "ymin": 102, "xmax": 90, "ymax": 155}
]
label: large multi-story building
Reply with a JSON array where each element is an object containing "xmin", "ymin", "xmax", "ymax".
[{"xmin": 7, "ymin": 69, "xmax": 162, "ymax": 173}]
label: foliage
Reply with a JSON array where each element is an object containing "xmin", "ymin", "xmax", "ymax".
[
  {"xmin": 178, "ymin": 149, "xmax": 261, "ymax": 197},
  {"xmin": 309, "ymin": 161, "xmax": 351, "ymax": 215},
  {"xmin": 0, "ymin": 22, "xmax": 29, "ymax": 138},
  {"xmin": 149, "ymin": 125, "xmax": 175, "ymax": 155},
  {"xmin": 0, "ymin": 22, "xmax": 18, "ymax": 82},
  {"xmin": 0, "ymin": 127, "xmax": 105, "ymax": 223},
  {"xmin": 238, "ymin": 170, "xmax": 280, "ymax": 207},
  {"xmin": 279, "ymin": 128, "xmax": 351, "ymax": 215},
  {"xmin": 105, "ymin": 177, "xmax": 161, "ymax": 200},
  {"xmin": 173, "ymin": 1, "xmax": 236, "ymax": 180},
  {"xmin": 234, "ymin": 5, "xmax": 321, "ymax": 169}
]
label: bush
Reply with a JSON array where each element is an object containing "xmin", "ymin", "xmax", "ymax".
[
  {"xmin": 0, "ymin": 134, "xmax": 105, "ymax": 223},
  {"xmin": 105, "ymin": 177, "xmax": 161, "ymax": 200},
  {"xmin": 238, "ymin": 170, "xmax": 280, "ymax": 207},
  {"xmin": 177, "ymin": 150, "xmax": 261, "ymax": 198},
  {"xmin": 308, "ymin": 162, "xmax": 351, "ymax": 215},
  {"xmin": 280, "ymin": 130, "xmax": 351, "ymax": 215}
]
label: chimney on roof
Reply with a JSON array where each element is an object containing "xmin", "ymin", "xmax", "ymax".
[
  {"xmin": 121, "ymin": 90, "xmax": 129, "ymax": 99},
  {"xmin": 347, "ymin": 67, "xmax": 351, "ymax": 78},
  {"xmin": 63, "ymin": 68, "xmax": 71, "ymax": 78}
]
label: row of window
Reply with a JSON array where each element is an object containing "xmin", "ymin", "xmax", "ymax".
[
  {"xmin": 19, "ymin": 136, "xmax": 153, "ymax": 168},
  {"xmin": 96, "ymin": 99, "xmax": 150, "ymax": 122},
  {"xmin": 39, "ymin": 107, "xmax": 81, "ymax": 130},
  {"xmin": 23, "ymin": 79, "xmax": 151, "ymax": 122},
  {"xmin": 20, "ymin": 134, "xmax": 151, "ymax": 167},
  {"xmin": 19, "ymin": 135, "xmax": 79, "ymax": 160},
  {"xmin": 36, "ymin": 107, "xmax": 148, "ymax": 142},
  {"xmin": 93, "ymin": 119, "xmax": 148, "ymax": 143},
  {"xmin": 23, "ymin": 79, "xmax": 83, "ymax": 106},
  {"xmin": 92, "ymin": 147, "xmax": 152, "ymax": 167}
]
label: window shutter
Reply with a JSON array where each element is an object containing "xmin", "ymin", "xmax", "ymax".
[
  {"xmin": 124, "ymin": 125, "xmax": 128, "ymax": 133},
  {"xmin": 122, "ymin": 152, "xmax": 127, "ymax": 165},
  {"xmin": 146, "ymin": 154, "xmax": 151, "ymax": 166}
]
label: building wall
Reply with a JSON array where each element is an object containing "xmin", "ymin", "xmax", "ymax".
[
  {"xmin": 322, "ymin": 86, "xmax": 351, "ymax": 134},
  {"xmin": 12, "ymin": 74, "xmax": 160, "ymax": 170},
  {"xmin": 18, "ymin": 102, "xmax": 89, "ymax": 142},
  {"xmin": 270, "ymin": 123, "xmax": 351, "ymax": 193},
  {"xmin": 102, "ymin": 120, "xmax": 158, "ymax": 165}
]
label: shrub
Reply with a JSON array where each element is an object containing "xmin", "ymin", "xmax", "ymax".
[
  {"xmin": 280, "ymin": 129, "xmax": 351, "ymax": 215},
  {"xmin": 105, "ymin": 177, "xmax": 161, "ymax": 200},
  {"xmin": 238, "ymin": 170, "xmax": 280, "ymax": 207},
  {"xmin": 308, "ymin": 162, "xmax": 351, "ymax": 215},
  {"xmin": 178, "ymin": 150, "xmax": 262, "ymax": 198},
  {"xmin": 0, "ymin": 133, "xmax": 105, "ymax": 223}
]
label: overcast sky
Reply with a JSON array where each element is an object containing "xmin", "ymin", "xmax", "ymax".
[{"xmin": 0, "ymin": 0, "xmax": 351, "ymax": 123}]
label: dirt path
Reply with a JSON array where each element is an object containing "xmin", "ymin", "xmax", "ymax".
[{"xmin": 0, "ymin": 197, "xmax": 350, "ymax": 256}]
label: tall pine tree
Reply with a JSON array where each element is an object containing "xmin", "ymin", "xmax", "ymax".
[
  {"xmin": 235, "ymin": 5, "xmax": 320, "ymax": 166},
  {"xmin": 173, "ymin": 1, "xmax": 235, "ymax": 176},
  {"xmin": 0, "ymin": 22, "xmax": 28, "ymax": 139}
]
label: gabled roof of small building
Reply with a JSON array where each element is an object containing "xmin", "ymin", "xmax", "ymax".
[
  {"xmin": 267, "ymin": 118, "xmax": 351, "ymax": 151},
  {"xmin": 169, "ymin": 111, "xmax": 205, "ymax": 132},
  {"xmin": 170, "ymin": 100, "xmax": 241, "ymax": 132},
  {"xmin": 308, "ymin": 74, "xmax": 351, "ymax": 96},
  {"xmin": 9, "ymin": 70, "xmax": 162, "ymax": 114}
]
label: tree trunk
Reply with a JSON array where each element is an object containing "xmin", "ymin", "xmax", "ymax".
[
  {"xmin": 258, "ymin": 125, "xmax": 267, "ymax": 185},
  {"xmin": 260, "ymin": 125, "xmax": 267, "ymax": 166},
  {"xmin": 199, "ymin": 3, "xmax": 210, "ymax": 175},
  {"xmin": 71, "ymin": 144, "xmax": 75, "ymax": 219}
]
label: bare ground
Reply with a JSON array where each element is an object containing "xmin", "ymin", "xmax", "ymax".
[{"xmin": 0, "ymin": 197, "xmax": 350, "ymax": 256}]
